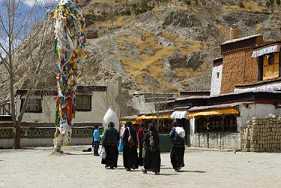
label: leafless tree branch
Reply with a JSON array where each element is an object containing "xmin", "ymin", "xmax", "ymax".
[
  {"xmin": 0, "ymin": 53, "xmax": 11, "ymax": 73},
  {"xmin": 18, "ymin": 21, "xmax": 50, "ymax": 122},
  {"xmin": 0, "ymin": 42, "xmax": 9, "ymax": 56},
  {"xmin": 14, "ymin": 0, "xmax": 38, "ymax": 41},
  {"xmin": 0, "ymin": 14, "xmax": 9, "ymax": 35},
  {"xmin": 0, "ymin": 0, "xmax": 51, "ymax": 148}
]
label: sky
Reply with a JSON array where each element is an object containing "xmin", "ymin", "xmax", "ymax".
[
  {"xmin": 0, "ymin": 0, "xmax": 58, "ymax": 56},
  {"xmin": 0, "ymin": 0, "xmax": 58, "ymax": 6},
  {"xmin": 23, "ymin": 0, "xmax": 57, "ymax": 6}
]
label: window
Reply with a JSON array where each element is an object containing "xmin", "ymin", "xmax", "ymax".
[
  {"xmin": 268, "ymin": 54, "xmax": 274, "ymax": 65},
  {"xmin": 21, "ymin": 98, "xmax": 42, "ymax": 113},
  {"xmin": 76, "ymin": 95, "xmax": 92, "ymax": 111},
  {"xmin": 195, "ymin": 115, "xmax": 237, "ymax": 133},
  {"xmin": 263, "ymin": 53, "xmax": 279, "ymax": 80},
  {"xmin": 216, "ymin": 72, "xmax": 220, "ymax": 79}
]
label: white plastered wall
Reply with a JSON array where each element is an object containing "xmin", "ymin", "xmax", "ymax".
[
  {"xmin": 16, "ymin": 91, "xmax": 110, "ymax": 124},
  {"xmin": 237, "ymin": 103, "xmax": 281, "ymax": 131},
  {"xmin": 210, "ymin": 64, "xmax": 223, "ymax": 96}
]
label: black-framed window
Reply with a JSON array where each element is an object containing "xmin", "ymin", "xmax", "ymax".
[
  {"xmin": 258, "ymin": 56, "xmax": 264, "ymax": 81},
  {"xmin": 268, "ymin": 54, "xmax": 274, "ymax": 65},
  {"xmin": 76, "ymin": 95, "xmax": 92, "ymax": 111},
  {"xmin": 21, "ymin": 98, "xmax": 42, "ymax": 113},
  {"xmin": 195, "ymin": 115, "xmax": 238, "ymax": 133}
]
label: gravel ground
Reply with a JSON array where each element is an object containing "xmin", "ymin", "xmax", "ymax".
[{"xmin": 0, "ymin": 146, "xmax": 281, "ymax": 188}]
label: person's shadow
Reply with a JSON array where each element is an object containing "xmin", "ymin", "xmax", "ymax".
[
  {"xmin": 160, "ymin": 165, "xmax": 206, "ymax": 174},
  {"xmin": 177, "ymin": 170, "xmax": 206, "ymax": 173},
  {"xmin": 157, "ymin": 173, "xmax": 178, "ymax": 176},
  {"xmin": 63, "ymin": 152, "xmax": 93, "ymax": 156}
]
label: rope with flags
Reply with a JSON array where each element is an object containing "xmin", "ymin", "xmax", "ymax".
[{"xmin": 52, "ymin": 0, "xmax": 86, "ymax": 151}]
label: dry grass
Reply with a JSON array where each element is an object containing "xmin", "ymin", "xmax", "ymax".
[
  {"xmin": 256, "ymin": 23, "xmax": 263, "ymax": 33},
  {"xmin": 176, "ymin": 61, "xmax": 210, "ymax": 79},
  {"xmin": 88, "ymin": 0, "xmax": 125, "ymax": 5},
  {"xmin": 121, "ymin": 47, "xmax": 174, "ymax": 76},
  {"xmin": 223, "ymin": 1, "xmax": 266, "ymax": 13},
  {"xmin": 117, "ymin": 32, "xmax": 176, "ymax": 90},
  {"xmin": 160, "ymin": 31, "xmax": 203, "ymax": 54},
  {"xmin": 217, "ymin": 24, "xmax": 230, "ymax": 40},
  {"xmin": 94, "ymin": 16, "xmax": 131, "ymax": 30},
  {"xmin": 116, "ymin": 29, "xmax": 206, "ymax": 91},
  {"xmin": 90, "ymin": 1, "xmax": 208, "ymax": 92}
]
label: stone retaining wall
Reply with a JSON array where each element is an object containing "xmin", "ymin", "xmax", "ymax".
[
  {"xmin": 0, "ymin": 126, "xmax": 94, "ymax": 148},
  {"xmin": 241, "ymin": 117, "xmax": 281, "ymax": 152}
]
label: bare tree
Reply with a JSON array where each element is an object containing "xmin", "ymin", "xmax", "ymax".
[{"xmin": 0, "ymin": 0, "xmax": 50, "ymax": 148}]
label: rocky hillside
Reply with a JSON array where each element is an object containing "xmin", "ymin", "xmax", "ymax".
[
  {"xmin": 78, "ymin": 0, "xmax": 281, "ymax": 92},
  {"xmin": 2, "ymin": 0, "xmax": 281, "ymax": 102}
]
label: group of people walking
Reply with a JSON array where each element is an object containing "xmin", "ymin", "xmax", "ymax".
[{"xmin": 92, "ymin": 120, "xmax": 186, "ymax": 175}]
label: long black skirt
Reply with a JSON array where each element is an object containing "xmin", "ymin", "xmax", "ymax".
[
  {"xmin": 170, "ymin": 146, "xmax": 185, "ymax": 170},
  {"xmin": 138, "ymin": 145, "xmax": 144, "ymax": 166},
  {"xmin": 103, "ymin": 145, "xmax": 118, "ymax": 168},
  {"xmin": 144, "ymin": 148, "xmax": 161, "ymax": 173},
  {"xmin": 123, "ymin": 146, "xmax": 138, "ymax": 169}
]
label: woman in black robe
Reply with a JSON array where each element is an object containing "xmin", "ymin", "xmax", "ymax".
[
  {"xmin": 143, "ymin": 123, "xmax": 161, "ymax": 175},
  {"xmin": 101, "ymin": 122, "xmax": 119, "ymax": 169},
  {"xmin": 170, "ymin": 121, "xmax": 185, "ymax": 171},
  {"xmin": 122, "ymin": 121, "xmax": 139, "ymax": 171}
]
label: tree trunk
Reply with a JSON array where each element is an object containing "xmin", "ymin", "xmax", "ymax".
[
  {"xmin": 14, "ymin": 121, "xmax": 21, "ymax": 149},
  {"xmin": 53, "ymin": 128, "xmax": 64, "ymax": 153},
  {"xmin": 8, "ymin": 0, "xmax": 18, "ymax": 149},
  {"xmin": 9, "ymin": 53, "xmax": 19, "ymax": 148}
]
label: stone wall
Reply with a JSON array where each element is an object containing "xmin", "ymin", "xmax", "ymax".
[
  {"xmin": 241, "ymin": 117, "xmax": 281, "ymax": 152},
  {"xmin": 0, "ymin": 126, "xmax": 94, "ymax": 149}
]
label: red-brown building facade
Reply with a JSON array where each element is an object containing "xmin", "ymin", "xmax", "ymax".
[{"xmin": 220, "ymin": 34, "xmax": 264, "ymax": 94}]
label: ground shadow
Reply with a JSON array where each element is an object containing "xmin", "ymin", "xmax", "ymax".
[
  {"xmin": 178, "ymin": 170, "xmax": 206, "ymax": 173},
  {"xmin": 114, "ymin": 167, "xmax": 141, "ymax": 172},
  {"xmin": 111, "ymin": 166, "xmax": 206, "ymax": 174},
  {"xmin": 60, "ymin": 152, "xmax": 93, "ymax": 156},
  {"xmin": 160, "ymin": 167, "xmax": 173, "ymax": 169},
  {"xmin": 115, "ymin": 167, "xmax": 125, "ymax": 170},
  {"xmin": 157, "ymin": 173, "xmax": 178, "ymax": 176},
  {"xmin": 114, "ymin": 169, "xmax": 178, "ymax": 176}
]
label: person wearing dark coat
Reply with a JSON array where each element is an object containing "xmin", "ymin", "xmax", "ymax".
[
  {"xmin": 101, "ymin": 122, "xmax": 119, "ymax": 169},
  {"xmin": 143, "ymin": 123, "xmax": 161, "ymax": 175},
  {"xmin": 137, "ymin": 124, "xmax": 145, "ymax": 166},
  {"xmin": 122, "ymin": 121, "xmax": 139, "ymax": 171},
  {"xmin": 170, "ymin": 121, "xmax": 185, "ymax": 172}
]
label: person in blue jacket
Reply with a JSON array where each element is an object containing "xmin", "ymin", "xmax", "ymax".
[{"xmin": 92, "ymin": 125, "xmax": 101, "ymax": 156}]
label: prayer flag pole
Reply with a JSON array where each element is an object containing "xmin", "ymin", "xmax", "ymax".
[{"xmin": 52, "ymin": 0, "xmax": 86, "ymax": 153}]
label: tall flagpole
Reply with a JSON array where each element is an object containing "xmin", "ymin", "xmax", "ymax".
[{"xmin": 52, "ymin": 0, "xmax": 86, "ymax": 153}]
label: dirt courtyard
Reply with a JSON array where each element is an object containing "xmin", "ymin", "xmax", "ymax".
[{"xmin": 0, "ymin": 146, "xmax": 280, "ymax": 188}]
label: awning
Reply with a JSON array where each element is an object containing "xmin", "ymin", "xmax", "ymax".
[
  {"xmin": 188, "ymin": 107, "xmax": 239, "ymax": 118},
  {"xmin": 137, "ymin": 115, "xmax": 157, "ymax": 120},
  {"xmin": 170, "ymin": 111, "xmax": 187, "ymax": 119},
  {"xmin": 136, "ymin": 114, "xmax": 171, "ymax": 121},
  {"xmin": 121, "ymin": 115, "xmax": 138, "ymax": 121},
  {"xmin": 252, "ymin": 45, "xmax": 281, "ymax": 58}
]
